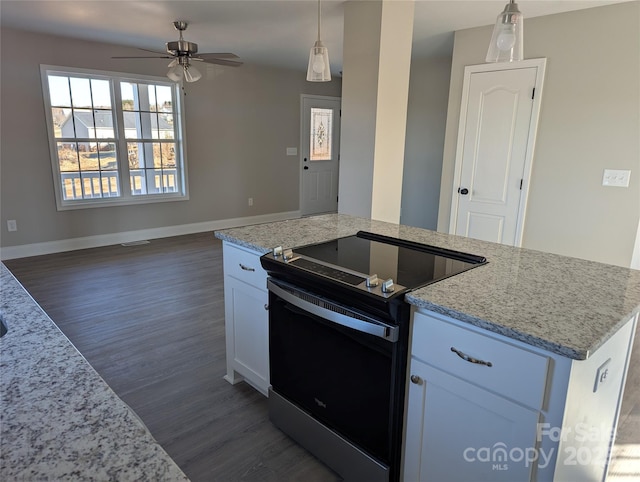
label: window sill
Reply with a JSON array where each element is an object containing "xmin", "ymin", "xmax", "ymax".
[{"xmin": 55, "ymin": 193, "xmax": 190, "ymax": 211}]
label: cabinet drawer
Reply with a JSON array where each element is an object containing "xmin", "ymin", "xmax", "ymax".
[
  {"xmin": 223, "ymin": 243, "xmax": 268, "ymax": 290},
  {"xmin": 412, "ymin": 311, "xmax": 549, "ymax": 410}
]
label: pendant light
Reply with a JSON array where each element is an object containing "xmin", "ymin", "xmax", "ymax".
[
  {"xmin": 486, "ymin": 0, "xmax": 524, "ymax": 63},
  {"xmin": 307, "ymin": 0, "xmax": 331, "ymax": 82}
]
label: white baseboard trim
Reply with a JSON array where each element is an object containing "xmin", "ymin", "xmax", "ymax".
[{"xmin": 0, "ymin": 211, "xmax": 301, "ymax": 260}]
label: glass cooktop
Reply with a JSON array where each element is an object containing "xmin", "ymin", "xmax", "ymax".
[{"xmin": 289, "ymin": 231, "xmax": 486, "ymax": 291}]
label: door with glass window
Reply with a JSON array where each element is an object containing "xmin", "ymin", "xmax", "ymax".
[{"xmin": 300, "ymin": 95, "xmax": 341, "ymax": 216}]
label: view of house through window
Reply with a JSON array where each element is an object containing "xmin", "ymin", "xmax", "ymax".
[
  {"xmin": 42, "ymin": 66, "xmax": 186, "ymax": 209},
  {"xmin": 121, "ymin": 82, "xmax": 177, "ymax": 196}
]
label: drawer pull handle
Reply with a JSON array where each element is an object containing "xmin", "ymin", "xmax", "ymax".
[
  {"xmin": 450, "ymin": 347, "xmax": 493, "ymax": 367},
  {"xmin": 410, "ymin": 375, "xmax": 422, "ymax": 385},
  {"xmin": 239, "ymin": 263, "xmax": 255, "ymax": 272}
]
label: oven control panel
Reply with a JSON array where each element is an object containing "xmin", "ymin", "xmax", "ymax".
[{"xmin": 265, "ymin": 246, "xmax": 403, "ymax": 299}]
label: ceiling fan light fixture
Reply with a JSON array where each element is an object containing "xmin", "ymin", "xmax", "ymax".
[
  {"xmin": 486, "ymin": 0, "xmax": 524, "ymax": 63},
  {"xmin": 167, "ymin": 60, "xmax": 183, "ymax": 82},
  {"xmin": 184, "ymin": 64, "xmax": 202, "ymax": 83},
  {"xmin": 306, "ymin": 0, "xmax": 331, "ymax": 82},
  {"xmin": 167, "ymin": 66, "xmax": 183, "ymax": 82},
  {"xmin": 166, "ymin": 56, "xmax": 201, "ymax": 83}
]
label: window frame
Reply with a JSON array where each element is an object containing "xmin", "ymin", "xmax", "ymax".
[{"xmin": 40, "ymin": 65, "xmax": 189, "ymax": 210}]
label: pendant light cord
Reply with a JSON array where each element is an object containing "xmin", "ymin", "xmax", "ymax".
[{"xmin": 317, "ymin": 0, "xmax": 322, "ymax": 42}]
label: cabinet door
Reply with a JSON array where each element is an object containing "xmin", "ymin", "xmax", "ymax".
[
  {"xmin": 224, "ymin": 276, "xmax": 269, "ymax": 395},
  {"xmin": 404, "ymin": 358, "xmax": 540, "ymax": 482}
]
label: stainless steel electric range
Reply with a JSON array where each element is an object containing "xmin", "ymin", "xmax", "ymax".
[{"xmin": 260, "ymin": 231, "xmax": 486, "ymax": 482}]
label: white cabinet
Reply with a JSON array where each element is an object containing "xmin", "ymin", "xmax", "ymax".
[
  {"xmin": 403, "ymin": 310, "xmax": 638, "ymax": 482},
  {"xmin": 222, "ymin": 242, "xmax": 270, "ymax": 396},
  {"xmin": 404, "ymin": 358, "xmax": 541, "ymax": 482},
  {"xmin": 404, "ymin": 312, "xmax": 547, "ymax": 482}
]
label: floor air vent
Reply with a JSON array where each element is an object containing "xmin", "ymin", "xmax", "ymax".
[{"xmin": 121, "ymin": 240, "xmax": 151, "ymax": 246}]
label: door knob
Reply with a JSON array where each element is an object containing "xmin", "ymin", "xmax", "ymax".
[
  {"xmin": 304, "ymin": 166, "xmax": 309, "ymax": 170},
  {"xmin": 410, "ymin": 375, "xmax": 422, "ymax": 385},
  {"xmin": 458, "ymin": 187, "xmax": 469, "ymax": 195}
]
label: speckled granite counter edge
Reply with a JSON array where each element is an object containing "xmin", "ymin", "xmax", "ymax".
[
  {"xmin": 215, "ymin": 232, "xmax": 272, "ymax": 254},
  {"xmin": 405, "ymin": 294, "xmax": 639, "ymax": 360}
]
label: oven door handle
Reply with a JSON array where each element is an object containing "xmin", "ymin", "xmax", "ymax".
[{"xmin": 267, "ymin": 279, "xmax": 399, "ymax": 342}]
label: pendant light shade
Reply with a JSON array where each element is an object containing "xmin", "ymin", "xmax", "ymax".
[
  {"xmin": 486, "ymin": 0, "xmax": 524, "ymax": 63},
  {"xmin": 307, "ymin": 0, "xmax": 331, "ymax": 82}
]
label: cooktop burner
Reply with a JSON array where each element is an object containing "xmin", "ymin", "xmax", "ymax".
[{"xmin": 262, "ymin": 231, "xmax": 487, "ymax": 299}]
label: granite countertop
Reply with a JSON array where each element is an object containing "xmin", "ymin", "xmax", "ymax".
[
  {"xmin": 215, "ymin": 213, "xmax": 640, "ymax": 360},
  {"xmin": 0, "ymin": 264, "xmax": 189, "ymax": 481}
]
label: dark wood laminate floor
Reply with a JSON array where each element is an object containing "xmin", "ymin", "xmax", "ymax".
[
  {"xmin": 4, "ymin": 233, "xmax": 639, "ymax": 481},
  {"xmin": 5, "ymin": 233, "xmax": 339, "ymax": 482}
]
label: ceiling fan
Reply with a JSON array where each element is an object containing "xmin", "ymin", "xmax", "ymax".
[{"xmin": 112, "ymin": 21, "xmax": 243, "ymax": 83}]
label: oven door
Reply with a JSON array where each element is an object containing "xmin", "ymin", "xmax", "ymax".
[{"xmin": 267, "ymin": 278, "xmax": 399, "ymax": 466}]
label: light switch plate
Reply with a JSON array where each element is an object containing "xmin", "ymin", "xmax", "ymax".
[
  {"xmin": 602, "ymin": 169, "xmax": 631, "ymax": 187},
  {"xmin": 286, "ymin": 147, "xmax": 298, "ymax": 156}
]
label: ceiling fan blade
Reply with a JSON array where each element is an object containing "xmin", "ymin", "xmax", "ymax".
[
  {"xmin": 200, "ymin": 58, "xmax": 244, "ymax": 67},
  {"xmin": 137, "ymin": 47, "xmax": 170, "ymax": 55},
  {"xmin": 196, "ymin": 53, "xmax": 240, "ymax": 60},
  {"xmin": 112, "ymin": 55, "xmax": 174, "ymax": 60},
  {"xmin": 110, "ymin": 22, "xmax": 241, "ymax": 70}
]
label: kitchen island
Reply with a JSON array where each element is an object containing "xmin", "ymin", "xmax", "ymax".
[
  {"xmin": 215, "ymin": 213, "xmax": 640, "ymax": 359},
  {"xmin": 0, "ymin": 264, "xmax": 189, "ymax": 481},
  {"xmin": 215, "ymin": 213, "xmax": 640, "ymax": 481}
]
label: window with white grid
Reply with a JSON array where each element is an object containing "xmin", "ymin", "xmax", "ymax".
[{"xmin": 41, "ymin": 66, "xmax": 188, "ymax": 210}]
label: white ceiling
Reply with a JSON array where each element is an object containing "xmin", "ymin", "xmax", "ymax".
[{"xmin": 0, "ymin": 1, "xmax": 627, "ymax": 75}]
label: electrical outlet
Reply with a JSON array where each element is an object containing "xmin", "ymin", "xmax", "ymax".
[
  {"xmin": 602, "ymin": 169, "xmax": 631, "ymax": 187},
  {"xmin": 248, "ymin": 197, "xmax": 254, "ymax": 207},
  {"xmin": 593, "ymin": 358, "xmax": 611, "ymax": 393},
  {"xmin": 7, "ymin": 220, "xmax": 17, "ymax": 232}
]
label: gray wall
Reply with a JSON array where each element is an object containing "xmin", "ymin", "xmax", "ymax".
[
  {"xmin": 337, "ymin": 0, "xmax": 382, "ymax": 219},
  {"xmin": 0, "ymin": 27, "xmax": 341, "ymax": 248},
  {"xmin": 438, "ymin": 2, "xmax": 640, "ymax": 268},
  {"xmin": 400, "ymin": 56, "xmax": 451, "ymax": 230},
  {"xmin": 339, "ymin": 0, "xmax": 415, "ymax": 224}
]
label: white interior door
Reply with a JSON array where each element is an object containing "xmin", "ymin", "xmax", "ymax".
[
  {"xmin": 300, "ymin": 95, "xmax": 341, "ymax": 216},
  {"xmin": 449, "ymin": 60, "xmax": 546, "ymax": 246}
]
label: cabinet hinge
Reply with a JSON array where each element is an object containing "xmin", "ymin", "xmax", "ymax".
[{"xmin": 532, "ymin": 88, "xmax": 535, "ymax": 100}]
